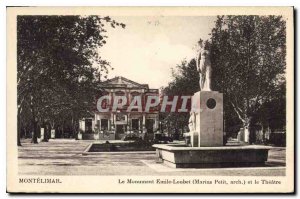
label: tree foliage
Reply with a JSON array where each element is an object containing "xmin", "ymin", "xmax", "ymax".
[
  {"xmin": 17, "ymin": 15, "xmax": 125, "ymax": 145},
  {"xmin": 162, "ymin": 15, "xmax": 286, "ymax": 142},
  {"xmin": 161, "ymin": 60, "xmax": 199, "ymax": 135},
  {"xmin": 210, "ymin": 15, "xmax": 286, "ymax": 141}
]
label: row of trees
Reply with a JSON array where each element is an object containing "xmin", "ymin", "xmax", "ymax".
[
  {"xmin": 17, "ymin": 15, "xmax": 286, "ymax": 145},
  {"xmin": 162, "ymin": 15, "xmax": 286, "ymax": 143},
  {"xmin": 17, "ymin": 16, "xmax": 125, "ymax": 145}
]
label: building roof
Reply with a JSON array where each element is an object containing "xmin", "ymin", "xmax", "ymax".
[{"xmin": 102, "ymin": 76, "xmax": 149, "ymax": 89}]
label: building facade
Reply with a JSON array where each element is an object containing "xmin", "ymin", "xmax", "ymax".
[{"xmin": 79, "ymin": 76, "xmax": 159, "ymax": 140}]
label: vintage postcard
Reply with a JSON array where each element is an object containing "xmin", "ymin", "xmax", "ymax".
[{"xmin": 7, "ymin": 6, "xmax": 294, "ymax": 193}]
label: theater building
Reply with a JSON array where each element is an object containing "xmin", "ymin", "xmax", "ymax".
[{"xmin": 79, "ymin": 76, "xmax": 159, "ymax": 140}]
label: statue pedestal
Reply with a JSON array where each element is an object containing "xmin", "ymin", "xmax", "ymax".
[
  {"xmin": 153, "ymin": 91, "xmax": 271, "ymax": 168},
  {"xmin": 190, "ymin": 91, "xmax": 223, "ymax": 147}
]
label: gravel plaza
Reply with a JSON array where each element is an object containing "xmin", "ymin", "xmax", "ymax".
[{"xmin": 18, "ymin": 139, "xmax": 286, "ymax": 176}]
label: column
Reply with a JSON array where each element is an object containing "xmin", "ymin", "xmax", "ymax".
[
  {"xmin": 127, "ymin": 113, "xmax": 131, "ymax": 133},
  {"xmin": 99, "ymin": 118, "xmax": 102, "ymax": 132},
  {"xmin": 142, "ymin": 114, "xmax": 145, "ymax": 126},
  {"xmin": 92, "ymin": 119, "xmax": 95, "ymax": 131},
  {"xmin": 154, "ymin": 116, "xmax": 158, "ymax": 129},
  {"xmin": 111, "ymin": 113, "xmax": 116, "ymax": 132},
  {"xmin": 107, "ymin": 116, "xmax": 111, "ymax": 131},
  {"xmin": 142, "ymin": 114, "xmax": 146, "ymax": 133}
]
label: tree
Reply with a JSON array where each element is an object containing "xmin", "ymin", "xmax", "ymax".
[
  {"xmin": 161, "ymin": 59, "xmax": 199, "ymax": 136},
  {"xmin": 17, "ymin": 16, "xmax": 125, "ymax": 145},
  {"xmin": 209, "ymin": 15, "xmax": 286, "ymax": 142}
]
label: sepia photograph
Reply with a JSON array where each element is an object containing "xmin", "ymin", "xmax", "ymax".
[{"xmin": 6, "ymin": 6, "xmax": 294, "ymax": 193}]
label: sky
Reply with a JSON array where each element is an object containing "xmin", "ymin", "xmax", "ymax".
[{"xmin": 99, "ymin": 16, "xmax": 216, "ymax": 89}]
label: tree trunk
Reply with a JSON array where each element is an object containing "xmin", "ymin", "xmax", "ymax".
[
  {"xmin": 62, "ymin": 123, "xmax": 64, "ymax": 138},
  {"xmin": 30, "ymin": 98, "xmax": 38, "ymax": 144},
  {"xmin": 17, "ymin": 107, "xmax": 22, "ymax": 146},
  {"xmin": 71, "ymin": 113, "xmax": 77, "ymax": 140},
  {"xmin": 31, "ymin": 118, "xmax": 38, "ymax": 144},
  {"xmin": 73, "ymin": 120, "xmax": 78, "ymax": 140},
  {"xmin": 43, "ymin": 127, "xmax": 49, "ymax": 142},
  {"xmin": 243, "ymin": 124, "xmax": 250, "ymax": 143},
  {"xmin": 262, "ymin": 125, "xmax": 265, "ymax": 144},
  {"xmin": 242, "ymin": 116, "xmax": 254, "ymax": 144},
  {"xmin": 17, "ymin": 126, "xmax": 22, "ymax": 146}
]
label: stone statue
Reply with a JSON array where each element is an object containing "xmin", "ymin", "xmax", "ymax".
[
  {"xmin": 195, "ymin": 40, "xmax": 212, "ymax": 91},
  {"xmin": 188, "ymin": 112, "xmax": 195, "ymax": 132},
  {"xmin": 188, "ymin": 112, "xmax": 196, "ymax": 147}
]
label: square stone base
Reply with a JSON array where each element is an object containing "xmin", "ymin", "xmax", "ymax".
[
  {"xmin": 191, "ymin": 91, "xmax": 223, "ymax": 147},
  {"xmin": 153, "ymin": 144, "xmax": 271, "ymax": 168}
]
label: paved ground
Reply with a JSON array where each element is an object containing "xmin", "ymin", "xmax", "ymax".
[{"xmin": 18, "ymin": 139, "xmax": 286, "ymax": 176}]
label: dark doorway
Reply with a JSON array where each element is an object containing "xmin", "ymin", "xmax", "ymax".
[
  {"xmin": 132, "ymin": 119, "xmax": 139, "ymax": 131},
  {"xmin": 116, "ymin": 125, "xmax": 125, "ymax": 139},
  {"xmin": 85, "ymin": 119, "xmax": 93, "ymax": 133},
  {"xmin": 101, "ymin": 119, "xmax": 108, "ymax": 130},
  {"xmin": 145, "ymin": 119, "xmax": 154, "ymax": 134}
]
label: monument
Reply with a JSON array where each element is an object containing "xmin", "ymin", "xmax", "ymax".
[
  {"xmin": 189, "ymin": 40, "xmax": 223, "ymax": 147},
  {"xmin": 153, "ymin": 40, "xmax": 271, "ymax": 168}
]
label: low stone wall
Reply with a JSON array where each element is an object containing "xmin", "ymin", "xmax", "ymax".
[
  {"xmin": 153, "ymin": 144, "xmax": 271, "ymax": 168},
  {"xmin": 82, "ymin": 133, "xmax": 116, "ymax": 140}
]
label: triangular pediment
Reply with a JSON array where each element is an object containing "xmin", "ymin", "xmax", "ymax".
[{"xmin": 102, "ymin": 76, "xmax": 148, "ymax": 89}]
